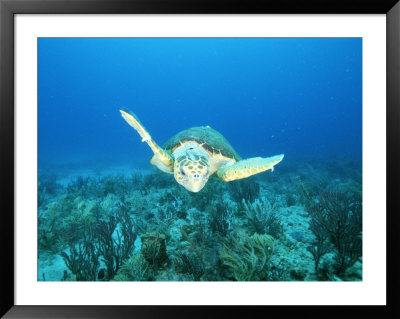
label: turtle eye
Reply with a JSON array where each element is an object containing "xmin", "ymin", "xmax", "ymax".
[{"xmin": 180, "ymin": 166, "xmax": 186, "ymax": 176}]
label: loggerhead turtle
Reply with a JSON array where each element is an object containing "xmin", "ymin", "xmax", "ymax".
[{"xmin": 120, "ymin": 110, "xmax": 284, "ymax": 193}]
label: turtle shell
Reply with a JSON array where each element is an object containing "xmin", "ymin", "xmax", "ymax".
[{"xmin": 163, "ymin": 126, "xmax": 241, "ymax": 162}]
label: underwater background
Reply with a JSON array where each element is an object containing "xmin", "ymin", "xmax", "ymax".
[{"xmin": 38, "ymin": 38, "xmax": 362, "ymax": 282}]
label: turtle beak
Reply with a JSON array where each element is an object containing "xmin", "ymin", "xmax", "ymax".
[
  {"xmin": 186, "ymin": 182, "xmax": 204, "ymax": 193},
  {"xmin": 176, "ymin": 175, "xmax": 206, "ymax": 192},
  {"xmin": 187, "ymin": 175, "xmax": 208, "ymax": 192}
]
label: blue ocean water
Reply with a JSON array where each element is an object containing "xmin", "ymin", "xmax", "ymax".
[
  {"xmin": 38, "ymin": 38, "xmax": 361, "ymax": 170},
  {"xmin": 38, "ymin": 38, "xmax": 362, "ymax": 282}
]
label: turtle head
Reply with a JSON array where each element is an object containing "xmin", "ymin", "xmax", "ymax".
[{"xmin": 173, "ymin": 150, "xmax": 210, "ymax": 192}]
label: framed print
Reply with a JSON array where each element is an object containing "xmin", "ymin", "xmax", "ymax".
[{"xmin": 1, "ymin": 0, "xmax": 399, "ymax": 318}]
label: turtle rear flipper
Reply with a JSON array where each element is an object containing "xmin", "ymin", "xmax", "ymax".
[
  {"xmin": 120, "ymin": 110, "xmax": 174, "ymax": 172},
  {"xmin": 217, "ymin": 154, "xmax": 284, "ymax": 181}
]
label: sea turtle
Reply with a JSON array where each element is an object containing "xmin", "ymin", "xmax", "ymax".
[{"xmin": 120, "ymin": 110, "xmax": 284, "ymax": 192}]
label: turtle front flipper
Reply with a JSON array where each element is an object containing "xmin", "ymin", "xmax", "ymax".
[
  {"xmin": 120, "ymin": 110, "xmax": 174, "ymax": 173},
  {"xmin": 217, "ymin": 154, "xmax": 284, "ymax": 182}
]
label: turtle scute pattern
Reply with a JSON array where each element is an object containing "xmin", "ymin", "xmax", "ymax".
[{"xmin": 162, "ymin": 126, "xmax": 241, "ymax": 161}]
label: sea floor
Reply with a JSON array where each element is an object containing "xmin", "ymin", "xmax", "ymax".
[{"xmin": 37, "ymin": 159, "xmax": 362, "ymax": 282}]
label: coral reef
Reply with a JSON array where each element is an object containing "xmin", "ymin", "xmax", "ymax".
[
  {"xmin": 227, "ymin": 177, "xmax": 260, "ymax": 203},
  {"xmin": 96, "ymin": 204, "xmax": 137, "ymax": 280},
  {"xmin": 141, "ymin": 233, "xmax": 168, "ymax": 268},
  {"xmin": 220, "ymin": 230, "xmax": 274, "ymax": 281},
  {"xmin": 113, "ymin": 254, "xmax": 151, "ymax": 281},
  {"xmin": 208, "ymin": 201, "xmax": 235, "ymax": 235},
  {"xmin": 242, "ymin": 197, "xmax": 282, "ymax": 238},
  {"xmin": 173, "ymin": 252, "xmax": 204, "ymax": 281},
  {"xmin": 38, "ymin": 158, "xmax": 362, "ymax": 282},
  {"xmin": 307, "ymin": 189, "xmax": 362, "ymax": 277},
  {"xmin": 60, "ymin": 232, "xmax": 99, "ymax": 281}
]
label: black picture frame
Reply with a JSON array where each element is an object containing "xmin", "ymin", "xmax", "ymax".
[{"xmin": 1, "ymin": 0, "xmax": 399, "ymax": 318}]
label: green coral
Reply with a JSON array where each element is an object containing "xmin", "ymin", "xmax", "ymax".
[
  {"xmin": 38, "ymin": 201, "xmax": 67, "ymax": 253},
  {"xmin": 113, "ymin": 254, "xmax": 150, "ymax": 281},
  {"xmin": 173, "ymin": 251, "xmax": 204, "ymax": 281},
  {"xmin": 220, "ymin": 230, "xmax": 274, "ymax": 281},
  {"xmin": 242, "ymin": 197, "xmax": 282, "ymax": 238},
  {"xmin": 61, "ymin": 198, "xmax": 100, "ymax": 244}
]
